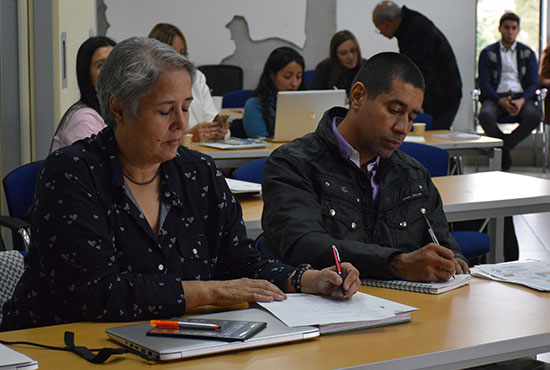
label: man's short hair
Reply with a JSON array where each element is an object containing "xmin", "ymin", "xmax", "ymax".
[
  {"xmin": 352, "ymin": 52, "xmax": 425, "ymax": 100},
  {"xmin": 499, "ymin": 12, "xmax": 520, "ymax": 26}
]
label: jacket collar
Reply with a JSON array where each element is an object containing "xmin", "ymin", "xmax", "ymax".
[{"xmin": 315, "ymin": 106, "xmax": 393, "ymax": 175}]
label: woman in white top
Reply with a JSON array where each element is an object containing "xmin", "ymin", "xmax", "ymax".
[
  {"xmin": 149, "ymin": 23, "xmax": 229, "ymax": 142},
  {"xmin": 50, "ymin": 36, "xmax": 116, "ymax": 152}
]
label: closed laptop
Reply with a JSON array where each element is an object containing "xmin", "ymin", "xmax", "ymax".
[{"xmin": 106, "ymin": 308, "xmax": 319, "ymax": 361}]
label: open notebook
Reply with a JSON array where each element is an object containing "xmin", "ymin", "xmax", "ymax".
[{"xmin": 361, "ymin": 274, "xmax": 471, "ymax": 294}]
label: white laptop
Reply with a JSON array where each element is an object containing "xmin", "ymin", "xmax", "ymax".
[
  {"xmin": 106, "ymin": 308, "xmax": 319, "ymax": 361},
  {"xmin": 0, "ymin": 344, "xmax": 38, "ymax": 370},
  {"xmin": 271, "ymin": 90, "xmax": 346, "ymax": 142}
]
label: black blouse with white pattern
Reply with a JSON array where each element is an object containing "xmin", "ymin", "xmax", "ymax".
[{"xmin": 1, "ymin": 126, "xmax": 293, "ymax": 331}]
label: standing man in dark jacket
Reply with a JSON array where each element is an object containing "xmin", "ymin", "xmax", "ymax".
[
  {"xmin": 372, "ymin": 1, "xmax": 462, "ymax": 130},
  {"xmin": 477, "ymin": 12, "xmax": 540, "ymax": 171},
  {"xmin": 261, "ymin": 52, "xmax": 469, "ymax": 282}
]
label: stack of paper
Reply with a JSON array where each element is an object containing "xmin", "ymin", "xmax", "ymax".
[
  {"xmin": 225, "ymin": 178, "xmax": 262, "ymax": 194},
  {"xmin": 432, "ymin": 132, "xmax": 480, "ymax": 140},
  {"xmin": 257, "ymin": 292, "xmax": 417, "ymax": 335},
  {"xmin": 471, "ymin": 260, "xmax": 550, "ymax": 291},
  {"xmin": 200, "ymin": 138, "xmax": 268, "ymax": 150}
]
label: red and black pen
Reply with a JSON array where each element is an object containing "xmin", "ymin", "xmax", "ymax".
[{"xmin": 331, "ymin": 245, "xmax": 347, "ymax": 297}]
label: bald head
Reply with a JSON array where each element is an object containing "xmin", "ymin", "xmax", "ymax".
[{"xmin": 372, "ymin": 1, "xmax": 402, "ymax": 39}]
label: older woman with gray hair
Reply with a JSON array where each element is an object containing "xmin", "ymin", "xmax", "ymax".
[{"xmin": 1, "ymin": 37, "xmax": 359, "ymax": 331}]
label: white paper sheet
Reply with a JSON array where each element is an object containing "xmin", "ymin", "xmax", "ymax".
[{"xmin": 257, "ymin": 292, "xmax": 417, "ymax": 328}]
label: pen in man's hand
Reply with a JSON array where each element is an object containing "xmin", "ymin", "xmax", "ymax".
[
  {"xmin": 150, "ymin": 320, "xmax": 220, "ymax": 330},
  {"xmin": 420, "ymin": 208, "xmax": 439, "ymax": 245},
  {"xmin": 331, "ymin": 245, "xmax": 347, "ymax": 297},
  {"xmin": 421, "ymin": 208, "xmax": 455, "ymax": 279}
]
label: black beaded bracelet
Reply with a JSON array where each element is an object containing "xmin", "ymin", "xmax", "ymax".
[{"xmin": 292, "ymin": 263, "xmax": 312, "ymax": 293}]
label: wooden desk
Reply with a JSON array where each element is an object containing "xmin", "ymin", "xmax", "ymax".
[
  {"xmin": 187, "ymin": 129, "xmax": 502, "ymax": 170},
  {"xmin": 433, "ymin": 172, "xmax": 550, "ymax": 262},
  {"xmin": 1, "ymin": 279, "xmax": 548, "ymax": 369},
  {"xmin": 186, "ymin": 140, "xmax": 284, "ymax": 169},
  {"xmin": 239, "ymin": 172, "xmax": 550, "ymax": 263}
]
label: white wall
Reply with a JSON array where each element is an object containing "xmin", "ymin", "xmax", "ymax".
[
  {"xmin": 53, "ymin": 0, "xmax": 96, "ymax": 124},
  {"xmin": 336, "ymin": 0, "xmax": 476, "ymax": 132},
  {"xmin": 104, "ymin": 0, "xmax": 307, "ymax": 66},
  {"xmin": 103, "ymin": 0, "xmax": 476, "ymax": 132}
]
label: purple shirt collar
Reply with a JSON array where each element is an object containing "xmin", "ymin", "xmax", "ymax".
[
  {"xmin": 331, "ymin": 117, "xmax": 380, "ymax": 169},
  {"xmin": 331, "ymin": 117, "xmax": 380, "ymax": 200}
]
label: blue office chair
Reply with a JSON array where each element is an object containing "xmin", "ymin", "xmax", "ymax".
[
  {"xmin": 398, "ymin": 142, "xmax": 490, "ymax": 261},
  {"xmin": 222, "ymin": 89, "xmax": 253, "ymax": 108},
  {"xmin": 413, "ymin": 112, "xmax": 432, "ymax": 131},
  {"xmin": 303, "ymin": 70, "xmax": 314, "ymax": 88},
  {"xmin": 398, "ymin": 142, "xmax": 449, "ymax": 177},
  {"xmin": 0, "ymin": 160, "xmax": 44, "ymax": 251},
  {"xmin": 232, "ymin": 158, "xmax": 268, "ymax": 184}
]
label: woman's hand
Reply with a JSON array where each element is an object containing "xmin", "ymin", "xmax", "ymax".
[
  {"xmin": 189, "ymin": 121, "xmax": 228, "ymax": 142},
  {"xmin": 299, "ymin": 262, "xmax": 360, "ymax": 299},
  {"xmin": 181, "ymin": 278, "xmax": 286, "ymax": 310}
]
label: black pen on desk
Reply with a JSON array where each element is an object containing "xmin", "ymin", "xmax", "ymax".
[
  {"xmin": 150, "ymin": 320, "xmax": 220, "ymax": 331},
  {"xmin": 331, "ymin": 245, "xmax": 347, "ymax": 297}
]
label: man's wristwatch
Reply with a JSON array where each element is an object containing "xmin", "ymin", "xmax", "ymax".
[{"xmin": 290, "ymin": 263, "xmax": 313, "ymax": 293}]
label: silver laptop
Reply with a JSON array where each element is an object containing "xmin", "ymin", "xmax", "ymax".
[
  {"xmin": 106, "ymin": 308, "xmax": 319, "ymax": 361},
  {"xmin": 0, "ymin": 344, "xmax": 38, "ymax": 370},
  {"xmin": 271, "ymin": 89, "xmax": 346, "ymax": 142}
]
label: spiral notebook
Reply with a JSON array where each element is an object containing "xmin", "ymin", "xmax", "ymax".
[{"xmin": 361, "ymin": 274, "xmax": 471, "ymax": 294}]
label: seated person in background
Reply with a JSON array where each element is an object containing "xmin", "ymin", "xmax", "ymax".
[
  {"xmin": 310, "ymin": 30, "xmax": 365, "ymax": 96},
  {"xmin": 477, "ymin": 12, "xmax": 540, "ymax": 171},
  {"xmin": 50, "ymin": 36, "xmax": 115, "ymax": 152},
  {"xmin": 149, "ymin": 23, "xmax": 228, "ymax": 142},
  {"xmin": 261, "ymin": 52, "xmax": 469, "ymax": 282},
  {"xmin": 0, "ymin": 37, "xmax": 359, "ymax": 331},
  {"xmin": 539, "ymin": 43, "xmax": 550, "ymax": 123},
  {"xmin": 243, "ymin": 47, "xmax": 306, "ymax": 138}
]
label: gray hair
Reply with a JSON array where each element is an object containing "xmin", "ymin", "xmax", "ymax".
[
  {"xmin": 97, "ymin": 36, "xmax": 196, "ymax": 127},
  {"xmin": 373, "ymin": 1, "xmax": 402, "ymax": 22}
]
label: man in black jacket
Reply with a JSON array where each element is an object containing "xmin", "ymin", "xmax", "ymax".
[
  {"xmin": 261, "ymin": 52, "xmax": 469, "ymax": 282},
  {"xmin": 372, "ymin": 1, "xmax": 462, "ymax": 130}
]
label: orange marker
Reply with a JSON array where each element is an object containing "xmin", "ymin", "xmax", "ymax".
[{"xmin": 150, "ymin": 320, "xmax": 220, "ymax": 330}]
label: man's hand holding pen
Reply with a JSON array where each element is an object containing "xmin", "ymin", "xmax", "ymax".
[
  {"xmin": 389, "ymin": 243, "xmax": 469, "ymax": 282},
  {"xmin": 388, "ymin": 208, "xmax": 471, "ymax": 282}
]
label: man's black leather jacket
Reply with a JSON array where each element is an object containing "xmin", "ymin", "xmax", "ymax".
[{"xmin": 261, "ymin": 107, "xmax": 466, "ymax": 279}]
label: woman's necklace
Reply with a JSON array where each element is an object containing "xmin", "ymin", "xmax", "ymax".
[{"xmin": 122, "ymin": 167, "xmax": 160, "ymax": 186}]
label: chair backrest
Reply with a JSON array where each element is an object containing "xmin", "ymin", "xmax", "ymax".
[
  {"xmin": 222, "ymin": 89, "xmax": 253, "ymax": 108},
  {"xmin": 398, "ymin": 142, "xmax": 449, "ymax": 177},
  {"xmin": 198, "ymin": 64, "xmax": 243, "ymax": 96},
  {"xmin": 0, "ymin": 250, "xmax": 25, "ymax": 326},
  {"xmin": 232, "ymin": 158, "xmax": 268, "ymax": 184},
  {"xmin": 3, "ymin": 160, "xmax": 44, "ymax": 220},
  {"xmin": 303, "ymin": 70, "xmax": 314, "ymax": 88}
]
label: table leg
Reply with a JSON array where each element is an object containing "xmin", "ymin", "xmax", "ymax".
[
  {"xmin": 489, "ymin": 148, "xmax": 502, "ymax": 171},
  {"xmin": 488, "ymin": 217, "xmax": 505, "ymax": 263}
]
